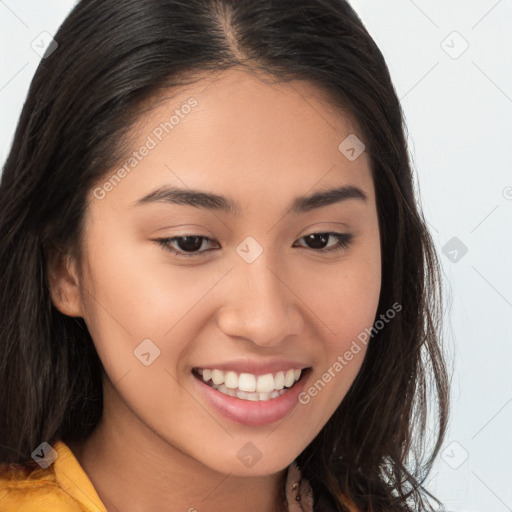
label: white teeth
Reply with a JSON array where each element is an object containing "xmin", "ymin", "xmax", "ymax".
[
  {"xmin": 197, "ymin": 367, "xmax": 304, "ymax": 397},
  {"xmin": 214, "ymin": 385, "xmax": 288, "ymax": 401},
  {"xmin": 238, "ymin": 373, "xmax": 256, "ymax": 392},
  {"xmin": 224, "ymin": 371, "xmax": 238, "ymax": 389},
  {"xmin": 211, "ymin": 369, "xmax": 224, "ymax": 385},
  {"xmin": 284, "ymin": 369, "xmax": 295, "ymax": 387},
  {"xmin": 217, "ymin": 384, "xmax": 236, "ymax": 397},
  {"xmin": 256, "ymin": 373, "xmax": 275, "ymax": 393}
]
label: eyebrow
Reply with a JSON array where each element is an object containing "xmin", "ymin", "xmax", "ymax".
[{"xmin": 133, "ymin": 184, "xmax": 367, "ymax": 216}]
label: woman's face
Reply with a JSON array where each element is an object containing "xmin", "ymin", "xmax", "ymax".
[{"xmin": 56, "ymin": 67, "xmax": 381, "ymax": 476}]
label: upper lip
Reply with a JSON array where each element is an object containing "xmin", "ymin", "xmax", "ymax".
[{"xmin": 193, "ymin": 358, "xmax": 311, "ymax": 376}]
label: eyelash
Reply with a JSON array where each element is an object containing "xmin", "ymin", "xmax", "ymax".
[{"xmin": 154, "ymin": 232, "xmax": 354, "ymax": 258}]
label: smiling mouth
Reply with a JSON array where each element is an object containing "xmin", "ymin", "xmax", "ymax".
[{"xmin": 192, "ymin": 367, "xmax": 310, "ymax": 402}]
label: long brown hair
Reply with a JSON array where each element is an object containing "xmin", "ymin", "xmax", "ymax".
[{"xmin": 0, "ymin": 1, "xmax": 449, "ymax": 510}]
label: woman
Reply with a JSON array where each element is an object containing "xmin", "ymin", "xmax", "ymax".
[{"xmin": 0, "ymin": 0, "xmax": 449, "ymax": 510}]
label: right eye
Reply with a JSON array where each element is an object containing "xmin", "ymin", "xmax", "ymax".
[{"xmin": 154, "ymin": 235, "xmax": 220, "ymax": 257}]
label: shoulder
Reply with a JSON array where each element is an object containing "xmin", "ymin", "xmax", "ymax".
[
  {"xmin": 0, "ymin": 440, "xmax": 105, "ymax": 512},
  {"xmin": 0, "ymin": 462, "xmax": 80, "ymax": 511}
]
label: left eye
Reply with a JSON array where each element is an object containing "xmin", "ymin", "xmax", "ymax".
[{"xmin": 154, "ymin": 232, "xmax": 354, "ymax": 258}]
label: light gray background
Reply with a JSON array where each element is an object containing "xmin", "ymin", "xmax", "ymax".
[{"xmin": 1, "ymin": 1, "xmax": 511, "ymax": 511}]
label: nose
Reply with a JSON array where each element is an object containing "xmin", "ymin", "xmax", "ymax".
[{"xmin": 216, "ymin": 252, "xmax": 303, "ymax": 347}]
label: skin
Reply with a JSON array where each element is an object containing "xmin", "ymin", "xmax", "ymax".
[{"xmin": 49, "ymin": 67, "xmax": 381, "ymax": 512}]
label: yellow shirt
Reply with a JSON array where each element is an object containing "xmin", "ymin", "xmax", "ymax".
[{"xmin": 0, "ymin": 440, "xmax": 106, "ymax": 512}]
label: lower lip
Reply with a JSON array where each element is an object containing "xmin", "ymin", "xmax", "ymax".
[{"xmin": 192, "ymin": 369, "xmax": 311, "ymax": 426}]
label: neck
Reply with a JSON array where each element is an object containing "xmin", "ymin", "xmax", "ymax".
[{"xmin": 68, "ymin": 382, "xmax": 288, "ymax": 512}]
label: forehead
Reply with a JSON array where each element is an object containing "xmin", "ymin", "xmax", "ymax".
[
  {"xmin": 92, "ymin": 67, "xmax": 375, "ymax": 210},
  {"xmin": 134, "ymin": 66, "xmax": 363, "ymax": 151}
]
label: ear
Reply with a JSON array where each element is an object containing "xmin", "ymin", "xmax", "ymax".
[{"xmin": 46, "ymin": 246, "xmax": 85, "ymax": 318}]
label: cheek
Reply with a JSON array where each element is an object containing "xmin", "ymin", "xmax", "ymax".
[
  {"xmin": 81, "ymin": 222, "xmax": 185, "ymax": 332},
  {"xmin": 299, "ymin": 240, "xmax": 381, "ymax": 343},
  {"xmin": 79, "ymin": 226, "xmax": 223, "ymax": 381},
  {"xmin": 294, "ymin": 244, "xmax": 381, "ymax": 426}
]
